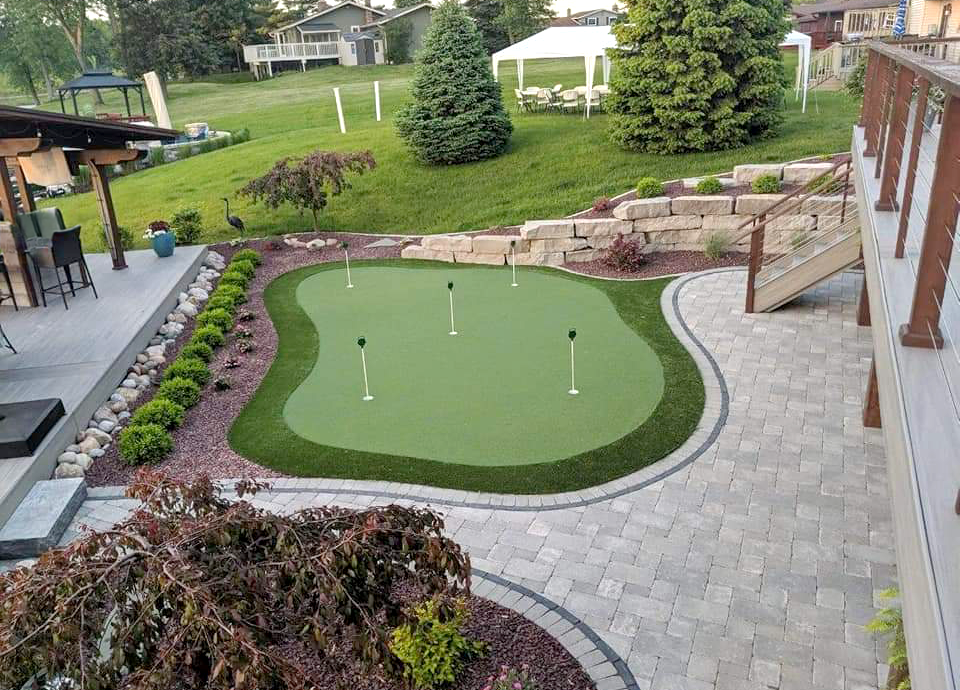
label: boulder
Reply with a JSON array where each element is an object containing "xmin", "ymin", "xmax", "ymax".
[
  {"xmin": 78, "ymin": 437, "xmax": 100, "ymax": 454},
  {"xmin": 817, "ymin": 215, "xmax": 845, "ymax": 232},
  {"xmin": 612, "ymin": 197, "xmax": 671, "ymax": 220},
  {"xmin": 326, "ymin": 238, "xmax": 339, "ymax": 246},
  {"xmin": 74, "ymin": 453, "xmax": 93, "ymax": 470},
  {"xmin": 306, "ymin": 239, "xmax": 325, "ymax": 249},
  {"xmin": 145, "ymin": 344, "xmax": 166, "ymax": 359},
  {"xmin": 670, "ymin": 196, "xmax": 734, "ymax": 215},
  {"xmin": 176, "ymin": 302, "xmax": 198, "ymax": 317},
  {"xmin": 98, "ymin": 420, "xmax": 116, "ymax": 434},
  {"xmin": 732, "ymin": 164, "xmax": 784, "ymax": 184},
  {"xmin": 588, "ymin": 235, "xmax": 627, "ymax": 249},
  {"xmin": 766, "ymin": 215, "xmax": 816, "ymax": 232},
  {"xmin": 783, "ymin": 162, "xmax": 834, "ymax": 185},
  {"xmin": 89, "ymin": 448, "xmax": 106, "ymax": 458},
  {"xmin": 520, "ymin": 220, "xmax": 575, "ymax": 239},
  {"xmin": 400, "ymin": 245, "xmax": 455, "ymax": 263},
  {"xmin": 512, "ymin": 252, "xmax": 565, "ymax": 266},
  {"xmin": 421, "ymin": 235, "xmax": 473, "ymax": 252},
  {"xmin": 187, "ymin": 287, "xmax": 209, "ymax": 301},
  {"xmin": 529, "ymin": 237, "xmax": 588, "ymax": 253},
  {"xmin": 55, "ymin": 463, "xmax": 85, "ymax": 479},
  {"xmin": 573, "ymin": 218, "xmax": 632, "ymax": 237},
  {"xmin": 115, "ymin": 387, "xmax": 141, "ymax": 403},
  {"xmin": 564, "ymin": 249, "xmax": 605, "ymax": 263},
  {"xmin": 646, "ymin": 229, "xmax": 706, "ymax": 245},
  {"xmin": 93, "ymin": 406, "xmax": 118, "ymax": 424},
  {"xmin": 57, "ymin": 451, "xmax": 78, "ymax": 465},
  {"xmin": 735, "ymin": 194, "xmax": 787, "ymax": 215},
  {"xmin": 633, "ymin": 215, "xmax": 702, "ymax": 233},
  {"xmin": 800, "ymin": 195, "xmax": 852, "ymax": 215},
  {"xmin": 471, "ymin": 235, "xmax": 527, "ymax": 253},
  {"xmin": 454, "ymin": 252, "xmax": 506, "ymax": 265},
  {"xmin": 86, "ymin": 428, "xmax": 112, "ymax": 445},
  {"xmin": 701, "ymin": 214, "xmax": 754, "ymax": 231}
]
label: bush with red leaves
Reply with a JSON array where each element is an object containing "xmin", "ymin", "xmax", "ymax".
[{"xmin": 601, "ymin": 234, "xmax": 646, "ymax": 272}]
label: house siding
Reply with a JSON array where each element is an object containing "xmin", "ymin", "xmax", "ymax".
[{"xmin": 404, "ymin": 7, "xmax": 433, "ymax": 54}]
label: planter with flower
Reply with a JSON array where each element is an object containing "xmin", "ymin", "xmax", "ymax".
[{"xmin": 145, "ymin": 220, "xmax": 176, "ymax": 258}]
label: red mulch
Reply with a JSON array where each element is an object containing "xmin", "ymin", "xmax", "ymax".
[{"xmin": 571, "ymin": 251, "xmax": 749, "ymax": 279}]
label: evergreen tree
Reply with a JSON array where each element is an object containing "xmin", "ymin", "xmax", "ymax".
[
  {"xmin": 607, "ymin": 0, "xmax": 790, "ymax": 154},
  {"xmin": 395, "ymin": 0, "xmax": 512, "ymax": 165},
  {"xmin": 465, "ymin": 0, "xmax": 509, "ymax": 54}
]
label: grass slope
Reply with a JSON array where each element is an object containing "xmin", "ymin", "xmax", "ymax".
[
  {"xmin": 33, "ymin": 55, "xmax": 859, "ymax": 248},
  {"xmin": 229, "ymin": 260, "xmax": 704, "ymax": 493}
]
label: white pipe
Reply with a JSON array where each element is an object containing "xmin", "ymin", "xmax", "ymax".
[
  {"xmin": 448, "ymin": 290, "xmax": 457, "ymax": 335},
  {"xmin": 360, "ymin": 348, "xmax": 373, "ymax": 401},
  {"xmin": 569, "ymin": 340, "xmax": 578, "ymax": 395},
  {"xmin": 511, "ymin": 244, "xmax": 518, "ymax": 287},
  {"xmin": 333, "ymin": 87, "xmax": 346, "ymax": 133},
  {"xmin": 344, "ymin": 249, "xmax": 353, "ymax": 288},
  {"xmin": 374, "ymin": 80, "xmax": 381, "ymax": 121}
]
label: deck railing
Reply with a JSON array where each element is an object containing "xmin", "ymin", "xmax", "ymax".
[{"xmin": 242, "ymin": 42, "xmax": 339, "ymax": 62}]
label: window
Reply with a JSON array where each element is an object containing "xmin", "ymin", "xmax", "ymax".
[
  {"xmin": 375, "ymin": 41, "xmax": 381, "ymax": 52},
  {"xmin": 351, "ymin": 44, "xmax": 356, "ymax": 54},
  {"xmin": 834, "ymin": 19, "xmax": 843, "ymax": 32},
  {"xmin": 351, "ymin": 25, "xmax": 360, "ymax": 31},
  {"xmin": 586, "ymin": 16, "xmax": 598, "ymax": 25}
]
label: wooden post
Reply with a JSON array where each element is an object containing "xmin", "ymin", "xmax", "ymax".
[
  {"xmin": 11, "ymin": 159, "xmax": 35, "ymax": 213},
  {"xmin": 863, "ymin": 52, "xmax": 884, "ymax": 155},
  {"xmin": 74, "ymin": 148, "xmax": 143, "ymax": 271},
  {"xmin": 875, "ymin": 66, "xmax": 915, "ymax": 211},
  {"xmin": 744, "ymin": 214, "xmax": 766, "ymax": 314},
  {"xmin": 0, "ymin": 139, "xmax": 43, "ymax": 307},
  {"xmin": 873, "ymin": 57, "xmax": 897, "ymax": 179},
  {"xmin": 898, "ymin": 94, "xmax": 960, "ymax": 348},
  {"xmin": 863, "ymin": 359, "xmax": 882, "ymax": 428},
  {"xmin": 857, "ymin": 279, "xmax": 871, "ymax": 326},
  {"xmin": 896, "ymin": 79, "xmax": 930, "ymax": 258}
]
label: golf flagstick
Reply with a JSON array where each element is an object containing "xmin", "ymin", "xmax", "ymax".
[
  {"xmin": 447, "ymin": 281, "xmax": 458, "ymax": 335},
  {"xmin": 510, "ymin": 240, "xmax": 518, "ymax": 287},
  {"xmin": 568, "ymin": 328, "xmax": 578, "ymax": 395},
  {"xmin": 357, "ymin": 336, "xmax": 373, "ymax": 401},
  {"xmin": 341, "ymin": 241, "xmax": 354, "ymax": 288}
]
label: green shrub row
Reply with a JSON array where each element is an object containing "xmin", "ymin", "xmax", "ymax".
[{"xmin": 118, "ymin": 249, "xmax": 262, "ymax": 466}]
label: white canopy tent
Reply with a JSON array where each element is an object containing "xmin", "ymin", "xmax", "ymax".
[
  {"xmin": 491, "ymin": 26, "xmax": 618, "ymax": 118},
  {"xmin": 492, "ymin": 26, "xmax": 813, "ymax": 117}
]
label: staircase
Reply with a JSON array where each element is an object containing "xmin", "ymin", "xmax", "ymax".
[{"xmin": 733, "ymin": 157, "xmax": 861, "ymax": 313}]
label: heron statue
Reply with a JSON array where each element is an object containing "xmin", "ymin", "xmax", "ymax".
[{"xmin": 221, "ymin": 198, "xmax": 245, "ymax": 235}]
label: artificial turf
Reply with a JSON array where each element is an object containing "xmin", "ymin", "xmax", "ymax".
[{"xmin": 229, "ymin": 260, "xmax": 705, "ymax": 493}]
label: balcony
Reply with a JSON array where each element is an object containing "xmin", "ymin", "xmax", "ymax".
[
  {"xmin": 242, "ymin": 41, "xmax": 340, "ymax": 63},
  {"xmin": 854, "ymin": 39, "xmax": 960, "ymax": 690}
]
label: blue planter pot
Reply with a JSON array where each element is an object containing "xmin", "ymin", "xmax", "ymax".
[{"xmin": 152, "ymin": 232, "xmax": 176, "ymax": 258}]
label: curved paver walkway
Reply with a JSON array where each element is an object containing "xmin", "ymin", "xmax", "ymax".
[{"xmin": 11, "ymin": 268, "xmax": 896, "ymax": 690}]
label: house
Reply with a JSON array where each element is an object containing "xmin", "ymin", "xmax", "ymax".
[
  {"xmin": 906, "ymin": 0, "xmax": 957, "ymax": 35},
  {"xmin": 359, "ymin": 3, "xmax": 434, "ymax": 62},
  {"xmin": 550, "ymin": 8, "xmax": 623, "ymax": 27},
  {"xmin": 792, "ymin": 0, "xmax": 901, "ymax": 48},
  {"xmin": 242, "ymin": 0, "xmax": 420, "ymax": 78}
]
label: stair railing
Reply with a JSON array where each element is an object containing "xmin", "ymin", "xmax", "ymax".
[{"xmin": 732, "ymin": 157, "xmax": 855, "ymax": 313}]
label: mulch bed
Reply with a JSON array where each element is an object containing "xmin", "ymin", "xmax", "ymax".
[{"xmin": 85, "ymin": 230, "xmax": 741, "ymax": 488}]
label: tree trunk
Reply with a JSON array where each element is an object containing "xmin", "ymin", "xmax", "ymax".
[
  {"xmin": 19, "ymin": 62, "xmax": 40, "ymax": 106},
  {"xmin": 39, "ymin": 59, "xmax": 54, "ymax": 101}
]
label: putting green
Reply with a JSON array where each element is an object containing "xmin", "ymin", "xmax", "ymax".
[{"xmin": 281, "ymin": 266, "xmax": 664, "ymax": 466}]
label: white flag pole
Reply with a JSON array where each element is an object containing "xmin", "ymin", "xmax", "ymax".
[
  {"xmin": 510, "ymin": 240, "xmax": 518, "ymax": 287},
  {"xmin": 447, "ymin": 281, "xmax": 458, "ymax": 335},
  {"xmin": 341, "ymin": 241, "xmax": 354, "ymax": 288},
  {"xmin": 333, "ymin": 87, "xmax": 346, "ymax": 133},
  {"xmin": 357, "ymin": 337, "xmax": 374, "ymax": 401},
  {"xmin": 568, "ymin": 329, "xmax": 578, "ymax": 395},
  {"xmin": 374, "ymin": 80, "xmax": 381, "ymax": 122}
]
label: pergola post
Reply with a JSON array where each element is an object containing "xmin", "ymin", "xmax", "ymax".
[
  {"xmin": 138, "ymin": 86, "xmax": 146, "ymax": 116},
  {"xmin": 70, "ymin": 90, "xmax": 79, "ymax": 116},
  {"xmin": 74, "ymin": 148, "xmax": 143, "ymax": 271},
  {"xmin": 122, "ymin": 87, "xmax": 131, "ymax": 118},
  {"xmin": 0, "ymin": 138, "xmax": 43, "ymax": 307}
]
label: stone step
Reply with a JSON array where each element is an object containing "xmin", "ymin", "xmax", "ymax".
[{"xmin": 0, "ymin": 478, "xmax": 86, "ymax": 558}]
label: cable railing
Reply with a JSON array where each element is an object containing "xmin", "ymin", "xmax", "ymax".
[{"xmin": 860, "ymin": 38, "xmax": 960, "ymax": 425}]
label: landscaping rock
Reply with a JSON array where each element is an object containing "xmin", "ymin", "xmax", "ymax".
[
  {"xmin": 701, "ymin": 214, "xmax": 754, "ymax": 231},
  {"xmin": 735, "ymin": 194, "xmax": 787, "ymax": 215},
  {"xmin": 588, "ymin": 235, "xmax": 624, "ymax": 249},
  {"xmin": 78, "ymin": 437, "xmax": 101, "ymax": 454},
  {"xmin": 817, "ymin": 215, "xmax": 845, "ymax": 231},
  {"xmin": 783, "ymin": 162, "xmax": 834, "ymax": 184},
  {"xmin": 767, "ymin": 215, "xmax": 816, "ymax": 232},
  {"xmin": 454, "ymin": 252, "xmax": 506, "ymax": 265},
  {"xmin": 529, "ymin": 237, "xmax": 588, "ymax": 253},
  {"xmin": 400, "ymin": 245, "xmax": 455, "ymax": 262},
  {"xmin": 520, "ymin": 220, "xmax": 575, "ymax": 239},
  {"xmin": 326, "ymin": 238, "xmax": 339, "ymax": 246},
  {"xmin": 121, "ymin": 379, "xmax": 137, "ymax": 389},
  {"xmin": 565, "ymin": 249, "xmax": 605, "ymax": 263},
  {"xmin": 187, "ymin": 287, "xmax": 209, "ymax": 301},
  {"xmin": 306, "ymin": 239, "xmax": 325, "ymax": 249},
  {"xmin": 801, "ymin": 195, "xmax": 851, "ymax": 215},
  {"xmin": 421, "ymin": 235, "xmax": 473, "ymax": 252},
  {"xmin": 612, "ymin": 197, "xmax": 671, "ymax": 220},
  {"xmin": 573, "ymin": 218, "xmax": 632, "ymax": 237},
  {"xmin": 89, "ymin": 448, "xmax": 106, "ymax": 458},
  {"xmin": 633, "ymin": 215, "xmax": 702, "ymax": 233},
  {"xmin": 93, "ymin": 406, "xmax": 117, "ymax": 424},
  {"xmin": 512, "ymin": 251, "xmax": 565, "ymax": 266},
  {"xmin": 733, "ymin": 163, "xmax": 784, "ymax": 184},
  {"xmin": 671, "ymin": 196, "xmax": 734, "ymax": 215},
  {"xmin": 98, "ymin": 420, "xmax": 116, "ymax": 434},
  {"xmin": 54, "ymin": 463, "xmax": 85, "ymax": 479},
  {"xmin": 176, "ymin": 301, "xmax": 198, "ymax": 317},
  {"xmin": 57, "ymin": 452, "xmax": 78, "ymax": 465},
  {"xmin": 116, "ymin": 388, "xmax": 141, "ymax": 404},
  {"xmin": 136, "ymin": 354, "xmax": 148, "ymax": 364},
  {"xmin": 682, "ymin": 176, "xmax": 735, "ymax": 189},
  {"xmin": 145, "ymin": 344, "xmax": 166, "ymax": 359},
  {"xmin": 471, "ymin": 235, "xmax": 527, "ymax": 253},
  {"xmin": 73, "ymin": 453, "xmax": 93, "ymax": 470}
]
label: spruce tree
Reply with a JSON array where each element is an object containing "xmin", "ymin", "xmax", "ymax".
[
  {"xmin": 607, "ymin": 0, "xmax": 790, "ymax": 154},
  {"xmin": 395, "ymin": 0, "xmax": 512, "ymax": 165}
]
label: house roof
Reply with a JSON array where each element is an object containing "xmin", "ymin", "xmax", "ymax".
[
  {"xmin": 299, "ymin": 22, "xmax": 340, "ymax": 31},
  {"xmin": 570, "ymin": 8, "xmax": 619, "ymax": 18},
  {"xmin": 792, "ymin": 0, "xmax": 899, "ymax": 16},
  {"xmin": 342, "ymin": 30, "xmax": 381, "ymax": 40},
  {"xmin": 549, "ymin": 16, "xmax": 580, "ymax": 26},
  {"xmin": 0, "ymin": 105, "xmax": 178, "ymax": 149},
  {"xmin": 369, "ymin": 2, "xmax": 431, "ymax": 24},
  {"xmin": 58, "ymin": 70, "xmax": 142, "ymax": 93},
  {"xmin": 272, "ymin": 2, "xmax": 386, "ymax": 34}
]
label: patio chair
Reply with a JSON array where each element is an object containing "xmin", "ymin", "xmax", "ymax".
[
  {"xmin": 536, "ymin": 88, "xmax": 560, "ymax": 112},
  {"xmin": 560, "ymin": 90, "xmax": 580, "ymax": 114},
  {"xmin": 0, "ymin": 254, "xmax": 17, "ymax": 311},
  {"xmin": 18, "ymin": 209, "xmax": 97, "ymax": 310},
  {"xmin": 514, "ymin": 89, "xmax": 528, "ymax": 112},
  {"xmin": 552, "ymin": 84, "xmax": 563, "ymax": 95},
  {"xmin": 586, "ymin": 89, "xmax": 602, "ymax": 112}
]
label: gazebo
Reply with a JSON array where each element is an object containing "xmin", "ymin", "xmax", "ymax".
[
  {"xmin": 0, "ymin": 105, "xmax": 178, "ymax": 307},
  {"xmin": 57, "ymin": 70, "xmax": 148, "ymax": 122}
]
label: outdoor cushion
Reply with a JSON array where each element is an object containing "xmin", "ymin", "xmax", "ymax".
[{"xmin": 17, "ymin": 208, "xmax": 75, "ymax": 242}]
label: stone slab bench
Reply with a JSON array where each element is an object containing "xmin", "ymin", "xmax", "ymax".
[{"xmin": 0, "ymin": 478, "xmax": 86, "ymax": 558}]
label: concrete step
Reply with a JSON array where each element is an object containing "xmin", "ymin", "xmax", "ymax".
[{"xmin": 0, "ymin": 478, "xmax": 86, "ymax": 558}]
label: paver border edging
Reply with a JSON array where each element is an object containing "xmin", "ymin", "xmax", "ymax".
[
  {"xmin": 86, "ymin": 267, "xmax": 740, "ymax": 511},
  {"xmin": 472, "ymin": 568, "xmax": 639, "ymax": 690}
]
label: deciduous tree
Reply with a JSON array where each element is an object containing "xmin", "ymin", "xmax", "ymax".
[
  {"xmin": 493, "ymin": 0, "xmax": 553, "ymax": 45},
  {"xmin": 465, "ymin": 0, "xmax": 510, "ymax": 54}
]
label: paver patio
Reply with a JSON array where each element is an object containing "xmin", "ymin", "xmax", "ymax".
[{"xmin": 5, "ymin": 268, "xmax": 894, "ymax": 690}]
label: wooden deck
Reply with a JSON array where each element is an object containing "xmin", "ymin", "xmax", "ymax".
[{"xmin": 0, "ymin": 246, "xmax": 206, "ymax": 525}]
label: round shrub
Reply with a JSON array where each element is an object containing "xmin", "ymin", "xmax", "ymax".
[
  {"xmin": 131, "ymin": 398, "xmax": 186, "ymax": 430},
  {"xmin": 635, "ymin": 177, "xmax": 664, "ymax": 198},
  {"xmin": 228, "ymin": 259, "xmax": 256, "ymax": 279},
  {"xmin": 218, "ymin": 271, "xmax": 249, "ymax": 290},
  {"xmin": 214, "ymin": 284, "xmax": 247, "ymax": 305},
  {"xmin": 163, "ymin": 357, "xmax": 210, "ymax": 386},
  {"xmin": 205, "ymin": 295, "xmax": 237, "ymax": 314},
  {"xmin": 171, "ymin": 207, "xmax": 203, "ymax": 245},
  {"xmin": 191, "ymin": 325, "xmax": 225, "ymax": 349},
  {"xmin": 197, "ymin": 307, "xmax": 234, "ymax": 333},
  {"xmin": 695, "ymin": 177, "xmax": 724, "ymax": 194},
  {"xmin": 232, "ymin": 248, "xmax": 262, "ymax": 266},
  {"xmin": 751, "ymin": 174, "xmax": 782, "ymax": 194},
  {"xmin": 156, "ymin": 376, "xmax": 201, "ymax": 408},
  {"xmin": 180, "ymin": 341, "xmax": 214, "ymax": 363},
  {"xmin": 118, "ymin": 423, "xmax": 173, "ymax": 466}
]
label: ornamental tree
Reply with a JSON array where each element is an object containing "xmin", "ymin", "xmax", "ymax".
[
  {"xmin": 0, "ymin": 470, "xmax": 471, "ymax": 690},
  {"xmin": 395, "ymin": 0, "xmax": 512, "ymax": 165},
  {"xmin": 606, "ymin": 0, "xmax": 790, "ymax": 154},
  {"xmin": 239, "ymin": 149, "xmax": 375, "ymax": 229}
]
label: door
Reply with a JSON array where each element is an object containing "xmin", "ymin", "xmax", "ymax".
[{"xmin": 357, "ymin": 38, "xmax": 375, "ymax": 65}]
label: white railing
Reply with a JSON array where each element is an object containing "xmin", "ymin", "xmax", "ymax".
[{"xmin": 242, "ymin": 42, "xmax": 339, "ymax": 62}]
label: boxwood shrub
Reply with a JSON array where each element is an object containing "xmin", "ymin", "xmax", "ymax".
[
  {"xmin": 191, "ymin": 325, "xmax": 225, "ymax": 349},
  {"xmin": 205, "ymin": 295, "xmax": 237, "ymax": 314},
  {"xmin": 213, "ymin": 284, "xmax": 246, "ymax": 305},
  {"xmin": 131, "ymin": 398, "xmax": 186, "ymax": 430},
  {"xmin": 218, "ymin": 271, "xmax": 249, "ymax": 290},
  {"xmin": 197, "ymin": 307, "xmax": 234, "ymax": 333},
  {"xmin": 163, "ymin": 357, "xmax": 210, "ymax": 386},
  {"xmin": 228, "ymin": 259, "xmax": 256, "ymax": 279},
  {"xmin": 635, "ymin": 177, "xmax": 664, "ymax": 198},
  {"xmin": 118, "ymin": 423, "xmax": 173, "ymax": 465},
  {"xmin": 232, "ymin": 248, "xmax": 262, "ymax": 266},
  {"xmin": 156, "ymin": 376, "xmax": 201, "ymax": 408},
  {"xmin": 695, "ymin": 177, "xmax": 724, "ymax": 194},
  {"xmin": 751, "ymin": 174, "xmax": 782, "ymax": 194},
  {"xmin": 180, "ymin": 341, "xmax": 214, "ymax": 363}
]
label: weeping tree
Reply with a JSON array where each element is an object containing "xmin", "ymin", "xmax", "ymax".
[
  {"xmin": 395, "ymin": 0, "xmax": 512, "ymax": 165},
  {"xmin": 0, "ymin": 471, "xmax": 471, "ymax": 690},
  {"xmin": 606, "ymin": 0, "xmax": 790, "ymax": 154}
]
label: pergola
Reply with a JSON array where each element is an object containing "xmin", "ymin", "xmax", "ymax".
[
  {"xmin": 57, "ymin": 70, "xmax": 148, "ymax": 120},
  {"xmin": 0, "ymin": 105, "xmax": 178, "ymax": 307}
]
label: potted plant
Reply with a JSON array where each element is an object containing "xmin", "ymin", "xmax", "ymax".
[{"xmin": 145, "ymin": 220, "xmax": 175, "ymax": 258}]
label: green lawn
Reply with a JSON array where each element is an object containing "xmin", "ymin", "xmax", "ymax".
[
  {"xmin": 230, "ymin": 260, "xmax": 703, "ymax": 493},
  {"xmin": 31, "ymin": 53, "xmax": 859, "ymax": 248}
]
